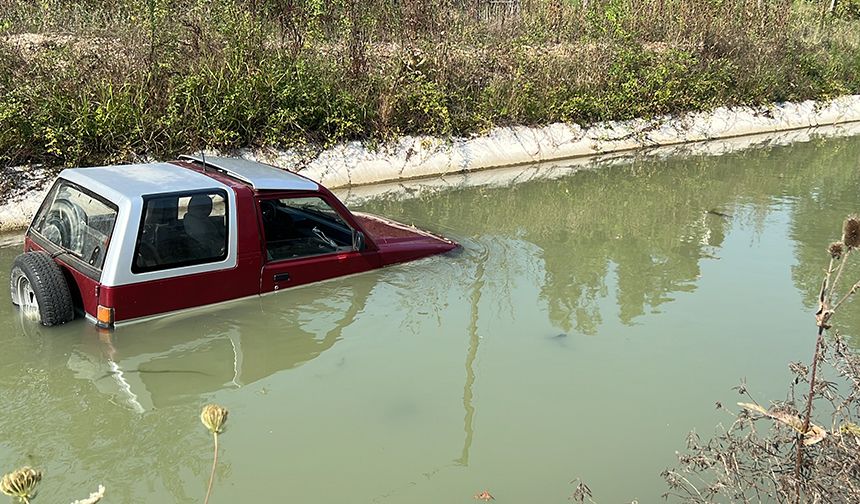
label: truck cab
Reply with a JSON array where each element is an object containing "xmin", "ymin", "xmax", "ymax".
[{"xmin": 12, "ymin": 157, "xmax": 457, "ymax": 328}]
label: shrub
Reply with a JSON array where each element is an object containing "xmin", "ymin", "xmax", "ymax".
[{"xmin": 0, "ymin": 0, "xmax": 858, "ymax": 167}]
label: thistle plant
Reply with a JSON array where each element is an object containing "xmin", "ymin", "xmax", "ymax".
[
  {"xmin": 201, "ymin": 404, "xmax": 228, "ymax": 504},
  {"xmin": 797, "ymin": 224, "xmax": 858, "ymax": 429},
  {"xmin": 783, "ymin": 215, "xmax": 860, "ymax": 498},
  {"xmin": 0, "ymin": 467, "xmax": 41, "ymax": 504},
  {"xmin": 0, "ymin": 466, "xmax": 105, "ymax": 504},
  {"xmin": 665, "ymin": 215, "xmax": 860, "ymax": 503}
]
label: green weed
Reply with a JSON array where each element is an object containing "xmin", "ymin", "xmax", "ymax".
[{"xmin": 0, "ymin": 0, "xmax": 858, "ymax": 167}]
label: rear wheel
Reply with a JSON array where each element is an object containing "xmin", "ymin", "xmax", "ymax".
[{"xmin": 10, "ymin": 252, "xmax": 75, "ymax": 326}]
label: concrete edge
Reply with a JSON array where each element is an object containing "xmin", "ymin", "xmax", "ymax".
[
  {"xmin": 331, "ymin": 121, "xmax": 860, "ymax": 205},
  {"xmin": 262, "ymin": 95, "xmax": 860, "ymax": 188},
  {"xmin": 2, "ymin": 95, "xmax": 860, "ymax": 233}
]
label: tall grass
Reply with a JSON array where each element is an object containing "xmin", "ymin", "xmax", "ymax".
[{"xmin": 0, "ymin": 0, "xmax": 858, "ymax": 167}]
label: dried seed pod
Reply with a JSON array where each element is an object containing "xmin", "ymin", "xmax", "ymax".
[
  {"xmin": 200, "ymin": 404, "xmax": 229, "ymax": 434},
  {"xmin": 0, "ymin": 466, "xmax": 42, "ymax": 501},
  {"xmin": 842, "ymin": 216, "xmax": 860, "ymax": 249},
  {"xmin": 829, "ymin": 241, "xmax": 845, "ymax": 259}
]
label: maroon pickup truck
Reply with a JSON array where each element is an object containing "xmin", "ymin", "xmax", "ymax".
[{"xmin": 10, "ymin": 156, "xmax": 457, "ymax": 328}]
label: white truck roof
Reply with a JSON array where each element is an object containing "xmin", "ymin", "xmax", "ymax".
[
  {"xmin": 59, "ymin": 162, "xmax": 230, "ymax": 206},
  {"xmin": 180, "ymin": 155, "xmax": 319, "ymax": 191},
  {"xmin": 57, "ymin": 163, "xmax": 237, "ymax": 288},
  {"xmin": 59, "ymin": 158, "xmax": 319, "ymax": 205}
]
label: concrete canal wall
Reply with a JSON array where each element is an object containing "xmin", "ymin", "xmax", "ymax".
[
  {"xmin": 332, "ymin": 121, "xmax": 860, "ymax": 206},
  {"xmin": 2, "ymin": 95, "xmax": 860, "ymax": 232},
  {"xmin": 286, "ymin": 94, "xmax": 860, "ymax": 188}
]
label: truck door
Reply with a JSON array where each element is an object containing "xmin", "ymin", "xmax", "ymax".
[{"xmin": 258, "ymin": 195, "xmax": 376, "ymax": 293}]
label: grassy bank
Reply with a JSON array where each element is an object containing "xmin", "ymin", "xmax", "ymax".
[{"xmin": 1, "ymin": 0, "xmax": 859, "ymax": 168}]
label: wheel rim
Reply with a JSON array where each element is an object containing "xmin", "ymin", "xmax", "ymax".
[{"xmin": 16, "ymin": 275, "xmax": 39, "ymax": 317}]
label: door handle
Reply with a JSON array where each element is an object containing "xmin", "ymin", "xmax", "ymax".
[{"xmin": 274, "ymin": 273, "xmax": 290, "ymax": 283}]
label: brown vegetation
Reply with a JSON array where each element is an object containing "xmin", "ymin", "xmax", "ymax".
[
  {"xmin": 664, "ymin": 216, "xmax": 860, "ymax": 503},
  {"xmin": 0, "ymin": 1, "xmax": 858, "ymax": 168}
]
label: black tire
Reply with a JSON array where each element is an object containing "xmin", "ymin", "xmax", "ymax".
[{"xmin": 9, "ymin": 251, "xmax": 75, "ymax": 326}]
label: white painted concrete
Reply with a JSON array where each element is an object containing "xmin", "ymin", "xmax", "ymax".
[
  {"xmin": 273, "ymin": 95, "xmax": 860, "ymax": 188},
  {"xmin": 332, "ymin": 121, "xmax": 860, "ymax": 206}
]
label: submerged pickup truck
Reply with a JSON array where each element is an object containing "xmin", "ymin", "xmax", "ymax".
[{"xmin": 10, "ymin": 156, "xmax": 457, "ymax": 328}]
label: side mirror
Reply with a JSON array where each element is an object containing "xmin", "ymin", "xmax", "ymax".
[{"xmin": 352, "ymin": 230, "xmax": 365, "ymax": 252}]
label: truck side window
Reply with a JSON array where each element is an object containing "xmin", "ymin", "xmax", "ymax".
[
  {"xmin": 261, "ymin": 197, "xmax": 353, "ymax": 261},
  {"xmin": 133, "ymin": 191, "xmax": 228, "ymax": 273},
  {"xmin": 31, "ymin": 180, "xmax": 118, "ymax": 271}
]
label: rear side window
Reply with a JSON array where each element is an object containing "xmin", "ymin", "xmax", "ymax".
[
  {"xmin": 133, "ymin": 190, "xmax": 228, "ymax": 273},
  {"xmin": 32, "ymin": 180, "xmax": 118, "ymax": 270}
]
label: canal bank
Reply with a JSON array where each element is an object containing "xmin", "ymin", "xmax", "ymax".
[{"xmin": 2, "ymin": 94, "xmax": 860, "ymax": 232}]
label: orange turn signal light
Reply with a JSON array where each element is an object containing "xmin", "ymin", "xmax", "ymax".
[{"xmin": 97, "ymin": 305, "xmax": 114, "ymax": 329}]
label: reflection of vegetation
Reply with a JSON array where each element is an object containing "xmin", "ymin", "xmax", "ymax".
[
  {"xmin": 788, "ymin": 143, "xmax": 860, "ymax": 344},
  {"xmin": 359, "ymin": 135, "xmax": 860, "ymax": 336},
  {"xmin": 455, "ymin": 246, "xmax": 486, "ymax": 467}
]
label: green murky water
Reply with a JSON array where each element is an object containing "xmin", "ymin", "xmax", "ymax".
[{"xmin": 2, "ymin": 133, "xmax": 860, "ymax": 503}]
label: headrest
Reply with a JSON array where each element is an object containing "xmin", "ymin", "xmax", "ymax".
[{"xmin": 187, "ymin": 194, "xmax": 213, "ymax": 217}]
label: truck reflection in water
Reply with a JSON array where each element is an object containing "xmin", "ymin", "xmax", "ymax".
[{"xmin": 67, "ymin": 277, "xmax": 376, "ymax": 412}]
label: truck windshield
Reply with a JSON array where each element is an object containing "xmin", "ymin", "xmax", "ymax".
[{"xmin": 32, "ymin": 180, "xmax": 118, "ymax": 271}]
